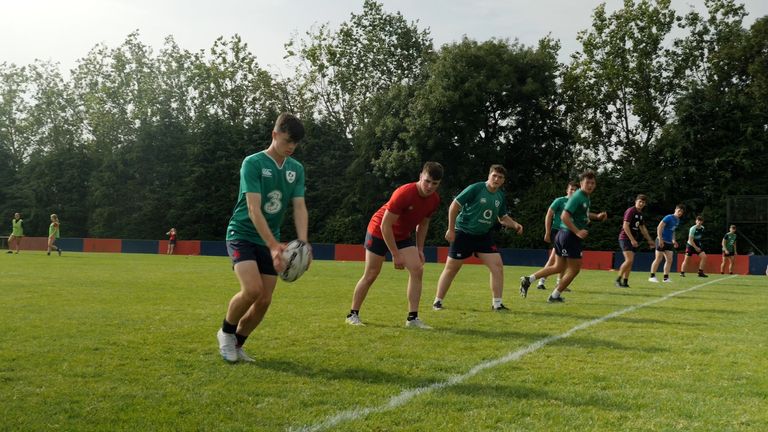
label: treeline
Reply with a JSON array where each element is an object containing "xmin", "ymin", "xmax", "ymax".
[{"xmin": 1, "ymin": 0, "xmax": 766, "ymax": 252}]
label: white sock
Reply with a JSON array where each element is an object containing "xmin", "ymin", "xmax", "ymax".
[
  {"xmin": 492, "ymin": 298, "xmax": 502, "ymax": 308},
  {"xmin": 538, "ymin": 277, "xmax": 546, "ymax": 286},
  {"xmin": 529, "ymin": 274, "xmax": 537, "ymax": 282},
  {"xmin": 551, "ymin": 289, "xmax": 561, "ymax": 299},
  {"xmin": 434, "ymin": 297, "xmax": 443, "ymax": 303}
]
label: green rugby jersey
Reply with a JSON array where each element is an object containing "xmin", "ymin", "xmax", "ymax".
[
  {"xmin": 559, "ymin": 189, "xmax": 590, "ymax": 231},
  {"xmin": 226, "ymin": 151, "xmax": 305, "ymax": 245},
  {"xmin": 723, "ymin": 232, "xmax": 737, "ymax": 252},
  {"xmin": 549, "ymin": 196, "xmax": 568, "ymax": 231},
  {"xmin": 454, "ymin": 182, "xmax": 508, "ymax": 235},
  {"xmin": 687, "ymin": 225, "xmax": 704, "ymax": 246}
]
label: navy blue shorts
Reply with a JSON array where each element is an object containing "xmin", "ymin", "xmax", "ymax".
[
  {"xmin": 685, "ymin": 243, "xmax": 704, "ymax": 256},
  {"xmin": 655, "ymin": 239, "xmax": 675, "ymax": 252},
  {"xmin": 226, "ymin": 239, "xmax": 277, "ymax": 276},
  {"xmin": 364, "ymin": 232, "xmax": 415, "ymax": 257},
  {"xmin": 619, "ymin": 238, "xmax": 637, "ymax": 252},
  {"xmin": 448, "ymin": 230, "xmax": 497, "ymax": 260},
  {"xmin": 554, "ymin": 229, "xmax": 583, "ymax": 259}
]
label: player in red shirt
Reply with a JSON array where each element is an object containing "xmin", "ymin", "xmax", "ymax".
[{"xmin": 346, "ymin": 162, "xmax": 443, "ymax": 329}]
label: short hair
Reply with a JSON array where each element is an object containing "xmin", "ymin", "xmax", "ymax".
[
  {"xmin": 730, "ymin": 224, "xmax": 736, "ymax": 229},
  {"xmin": 422, "ymin": 161, "xmax": 443, "ymax": 181},
  {"xmin": 579, "ymin": 169, "xmax": 596, "ymax": 181},
  {"xmin": 50, "ymin": 213, "xmax": 58, "ymax": 221},
  {"xmin": 568, "ymin": 181, "xmax": 580, "ymax": 188},
  {"xmin": 489, "ymin": 164, "xmax": 507, "ymax": 177},
  {"xmin": 675, "ymin": 204, "xmax": 686, "ymax": 212},
  {"xmin": 274, "ymin": 113, "xmax": 305, "ymax": 143},
  {"xmin": 696, "ymin": 215, "xmax": 704, "ymax": 221},
  {"xmin": 635, "ymin": 194, "xmax": 648, "ymax": 201}
]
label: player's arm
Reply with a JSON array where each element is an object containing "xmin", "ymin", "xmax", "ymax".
[
  {"xmin": 292, "ymin": 196, "xmax": 312, "ymax": 265},
  {"xmin": 245, "ymin": 192, "xmax": 285, "ymax": 272},
  {"xmin": 415, "ymin": 217, "xmax": 431, "ymax": 263},
  {"xmin": 656, "ymin": 221, "xmax": 666, "ymax": 243},
  {"xmin": 721, "ymin": 236, "xmax": 727, "ymax": 254},
  {"xmin": 561, "ymin": 211, "xmax": 587, "ymax": 239},
  {"xmin": 640, "ymin": 224, "xmax": 654, "ymax": 246},
  {"xmin": 544, "ymin": 208, "xmax": 554, "ymax": 242},
  {"xmin": 444, "ymin": 200, "xmax": 462, "ymax": 243},
  {"xmin": 622, "ymin": 221, "xmax": 638, "ymax": 246},
  {"xmin": 499, "ymin": 214, "xmax": 523, "ymax": 235},
  {"xmin": 381, "ymin": 210, "xmax": 404, "ymax": 269},
  {"xmin": 589, "ymin": 211, "xmax": 607, "ymax": 221}
]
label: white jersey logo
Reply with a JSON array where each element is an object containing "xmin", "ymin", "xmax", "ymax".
[
  {"xmin": 262, "ymin": 168, "xmax": 273, "ymax": 178},
  {"xmin": 286, "ymin": 170, "xmax": 296, "ymax": 183}
]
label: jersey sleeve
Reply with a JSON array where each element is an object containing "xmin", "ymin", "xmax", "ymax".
[
  {"xmin": 386, "ymin": 186, "xmax": 410, "ymax": 216},
  {"xmin": 688, "ymin": 226, "xmax": 696, "ymax": 237},
  {"xmin": 549, "ymin": 198, "xmax": 561, "ymax": 210},
  {"xmin": 563, "ymin": 191, "xmax": 583, "ymax": 215},
  {"xmin": 241, "ymin": 158, "xmax": 262, "ymax": 194},
  {"xmin": 623, "ymin": 207, "xmax": 634, "ymax": 222},
  {"xmin": 455, "ymin": 183, "xmax": 478, "ymax": 207}
]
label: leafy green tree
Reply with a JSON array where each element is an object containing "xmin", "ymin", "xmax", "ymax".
[
  {"xmin": 286, "ymin": 0, "xmax": 433, "ymax": 137},
  {"xmin": 562, "ymin": 0, "xmax": 695, "ymax": 163}
]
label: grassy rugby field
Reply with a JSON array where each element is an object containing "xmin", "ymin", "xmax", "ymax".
[{"xmin": 1, "ymin": 252, "xmax": 766, "ymax": 431}]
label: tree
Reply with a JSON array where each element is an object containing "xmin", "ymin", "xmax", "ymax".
[
  {"xmin": 286, "ymin": 0, "xmax": 433, "ymax": 137},
  {"xmin": 562, "ymin": 0, "xmax": 696, "ymax": 163}
]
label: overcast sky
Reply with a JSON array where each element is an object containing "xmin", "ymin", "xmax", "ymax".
[{"xmin": 2, "ymin": 0, "xmax": 767, "ymax": 75}]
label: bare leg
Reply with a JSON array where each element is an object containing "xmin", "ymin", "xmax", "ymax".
[
  {"xmin": 435, "ymin": 257, "xmax": 464, "ymax": 301},
  {"xmin": 350, "ymin": 251, "xmax": 385, "ymax": 311},
  {"xmin": 478, "ymin": 252, "xmax": 504, "ymax": 299}
]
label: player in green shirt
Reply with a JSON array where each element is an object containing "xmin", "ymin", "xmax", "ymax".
[
  {"xmin": 680, "ymin": 215, "xmax": 708, "ymax": 278},
  {"xmin": 720, "ymin": 224, "xmax": 738, "ymax": 274},
  {"xmin": 432, "ymin": 165, "xmax": 524, "ymax": 311},
  {"xmin": 536, "ymin": 181, "xmax": 579, "ymax": 290},
  {"xmin": 47, "ymin": 214, "xmax": 62, "ymax": 256},
  {"xmin": 217, "ymin": 113, "xmax": 310, "ymax": 363},
  {"xmin": 520, "ymin": 170, "xmax": 607, "ymax": 303},
  {"xmin": 8, "ymin": 213, "xmax": 24, "ymax": 254}
]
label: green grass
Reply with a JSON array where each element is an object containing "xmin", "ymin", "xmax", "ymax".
[{"xmin": 1, "ymin": 252, "xmax": 766, "ymax": 431}]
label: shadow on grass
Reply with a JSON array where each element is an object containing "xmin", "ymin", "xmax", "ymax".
[
  {"xmin": 525, "ymin": 309, "xmax": 705, "ymax": 327},
  {"xmin": 444, "ymin": 382, "xmax": 631, "ymax": 411},
  {"xmin": 253, "ymin": 357, "xmax": 437, "ymax": 387}
]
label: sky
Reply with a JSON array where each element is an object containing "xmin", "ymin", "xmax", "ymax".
[{"xmin": 2, "ymin": 0, "xmax": 767, "ymax": 75}]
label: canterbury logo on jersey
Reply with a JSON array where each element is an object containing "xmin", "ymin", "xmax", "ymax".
[{"xmin": 262, "ymin": 169, "xmax": 273, "ymax": 177}]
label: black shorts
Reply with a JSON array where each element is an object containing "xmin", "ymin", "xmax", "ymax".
[
  {"xmin": 655, "ymin": 239, "xmax": 675, "ymax": 252},
  {"xmin": 364, "ymin": 232, "xmax": 415, "ymax": 257},
  {"xmin": 723, "ymin": 251, "xmax": 735, "ymax": 257},
  {"xmin": 685, "ymin": 243, "xmax": 704, "ymax": 256},
  {"xmin": 226, "ymin": 239, "xmax": 277, "ymax": 275},
  {"xmin": 554, "ymin": 229, "xmax": 583, "ymax": 259},
  {"xmin": 618, "ymin": 238, "xmax": 637, "ymax": 252},
  {"xmin": 448, "ymin": 230, "xmax": 497, "ymax": 260},
  {"xmin": 169, "ymin": 239, "xmax": 177, "ymax": 245}
]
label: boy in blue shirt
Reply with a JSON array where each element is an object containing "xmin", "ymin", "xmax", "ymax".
[{"xmin": 648, "ymin": 204, "xmax": 685, "ymax": 283}]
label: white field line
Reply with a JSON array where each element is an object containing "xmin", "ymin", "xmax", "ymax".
[{"xmin": 289, "ymin": 276, "xmax": 738, "ymax": 432}]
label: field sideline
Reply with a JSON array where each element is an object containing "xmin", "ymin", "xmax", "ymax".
[{"xmin": 2, "ymin": 252, "xmax": 766, "ymax": 431}]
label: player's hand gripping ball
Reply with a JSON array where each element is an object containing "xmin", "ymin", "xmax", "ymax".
[{"xmin": 279, "ymin": 240, "xmax": 310, "ymax": 282}]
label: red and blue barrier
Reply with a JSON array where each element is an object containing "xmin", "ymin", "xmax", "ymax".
[{"xmin": 8, "ymin": 237, "xmax": 767, "ymax": 275}]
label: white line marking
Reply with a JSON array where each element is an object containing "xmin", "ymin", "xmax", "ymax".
[{"xmin": 290, "ymin": 276, "xmax": 737, "ymax": 432}]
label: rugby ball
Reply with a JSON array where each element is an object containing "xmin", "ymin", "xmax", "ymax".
[{"xmin": 280, "ymin": 240, "xmax": 310, "ymax": 282}]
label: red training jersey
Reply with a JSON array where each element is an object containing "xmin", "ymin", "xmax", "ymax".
[{"xmin": 367, "ymin": 182, "xmax": 440, "ymax": 241}]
